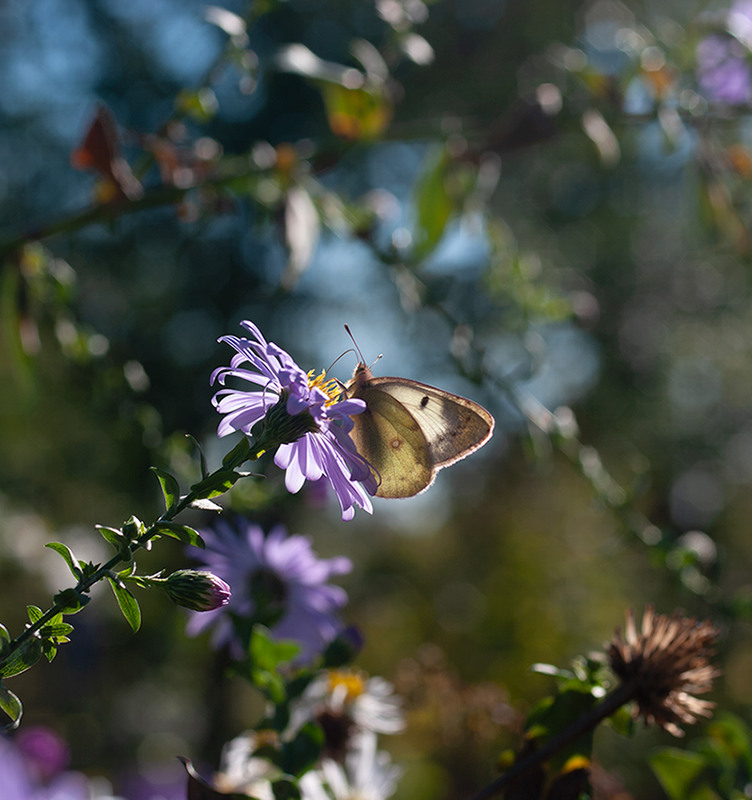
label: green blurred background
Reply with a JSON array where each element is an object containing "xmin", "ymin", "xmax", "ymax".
[{"xmin": 2, "ymin": 0, "xmax": 751, "ymax": 797}]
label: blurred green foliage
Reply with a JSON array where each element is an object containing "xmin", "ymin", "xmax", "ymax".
[{"xmin": 4, "ymin": 0, "xmax": 752, "ymax": 798}]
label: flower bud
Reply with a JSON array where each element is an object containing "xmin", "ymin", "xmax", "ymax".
[{"xmin": 164, "ymin": 569, "xmax": 231, "ymax": 612}]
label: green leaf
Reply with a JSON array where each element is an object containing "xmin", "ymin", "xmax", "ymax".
[
  {"xmin": 107, "ymin": 578, "xmax": 142, "ymax": 632},
  {"xmin": 705, "ymin": 713, "xmax": 752, "ymax": 776},
  {"xmin": 45, "ymin": 542, "xmax": 84, "ymax": 579},
  {"xmin": 279, "ymin": 723, "xmax": 324, "ymax": 777},
  {"xmin": 26, "ymin": 605, "xmax": 44, "ymax": 625},
  {"xmin": 186, "ymin": 433, "xmax": 210, "ymax": 478},
  {"xmin": 272, "ymin": 779, "xmax": 301, "ymax": 800},
  {"xmin": 0, "ymin": 683, "xmax": 22, "ymax": 730},
  {"xmin": 245, "ymin": 626, "xmax": 301, "ymax": 705},
  {"xmin": 96, "ymin": 525, "xmax": 127, "ymax": 552},
  {"xmin": 41, "ymin": 640, "xmax": 57, "ymax": 662},
  {"xmin": 523, "ymin": 688, "xmax": 598, "ymax": 773},
  {"xmin": 151, "ymin": 467, "xmax": 181, "ymax": 512},
  {"xmin": 411, "ymin": 148, "xmax": 455, "ymax": 260},
  {"xmin": 152, "ymin": 522, "xmax": 205, "ymax": 549},
  {"xmin": 53, "ymin": 587, "xmax": 89, "ymax": 614},
  {"xmin": 80, "ymin": 561, "xmax": 101, "ymax": 580},
  {"xmin": 222, "ymin": 436, "xmax": 251, "ymax": 470},
  {"xmin": 250, "ymin": 626, "xmax": 301, "ymax": 671},
  {"xmin": 190, "ymin": 469, "xmax": 242, "ymax": 500},
  {"xmin": 42, "ymin": 622, "xmax": 74, "ymax": 639},
  {"xmin": 118, "ymin": 562, "xmax": 136, "ymax": 579},
  {"xmin": 0, "ymin": 636, "xmax": 44, "ymax": 678},
  {"xmin": 0, "ymin": 624, "xmax": 10, "ymax": 650},
  {"xmin": 650, "ymin": 748, "xmax": 711, "ymax": 800},
  {"xmin": 606, "ymin": 703, "xmax": 635, "ymax": 738}
]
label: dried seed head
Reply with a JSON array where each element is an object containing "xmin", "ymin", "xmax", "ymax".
[{"xmin": 607, "ymin": 605, "xmax": 720, "ymax": 737}]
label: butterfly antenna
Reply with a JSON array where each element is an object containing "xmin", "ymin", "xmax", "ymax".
[
  {"xmin": 344, "ymin": 324, "xmax": 383, "ymax": 369},
  {"xmin": 344, "ymin": 324, "xmax": 366, "ymax": 364},
  {"xmin": 325, "ymin": 348, "xmax": 354, "ymax": 374}
]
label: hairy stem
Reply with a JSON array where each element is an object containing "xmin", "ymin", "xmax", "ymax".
[
  {"xmin": 4, "ymin": 471, "xmax": 200, "ymax": 657},
  {"xmin": 466, "ymin": 681, "xmax": 637, "ymax": 800}
]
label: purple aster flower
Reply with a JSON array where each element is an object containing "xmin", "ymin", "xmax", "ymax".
[
  {"xmin": 212, "ymin": 320, "xmax": 376, "ymax": 521},
  {"xmin": 186, "ymin": 518, "xmax": 353, "ymax": 664},
  {"xmin": 696, "ymin": 33, "xmax": 752, "ymax": 105}
]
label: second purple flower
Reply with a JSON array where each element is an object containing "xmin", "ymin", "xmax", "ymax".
[{"xmin": 186, "ymin": 518, "xmax": 353, "ymax": 665}]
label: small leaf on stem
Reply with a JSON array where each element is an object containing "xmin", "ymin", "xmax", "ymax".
[
  {"xmin": 45, "ymin": 542, "xmax": 84, "ymax": 579},
  {"xmin": 190, "ymin": 469, "xmax": 242, "ymax": 499},
  {"xmin": 96, "ymin": 525, "xmax": 129, "ymax": 554},
  {"xmin": 0, "ymin": 637, "xmax": 44, "ymax": 678},
  {"xmin": 221, "ymin": 436, "xmax": 251, "ymax": 470},
  {"xmin": 151, "ymin": 467, "xmax": 181, "ymax": 512},
  {"xmin": 152, "ymin": 522, "xmax": 205, "ymax": 548},
  {"xmin": 186, "ymin": 433, "xmax": 210, "ymax": 478},
  {"xmin": 107, "ymin": 577, "xmax": 142, "ymax": 632},
  {"xmin": 53, "ymin": 588, "xmax": 90, "ymax": 615},
  {"xmin": 0, "ymin": 683, "xmax": 22, "ymax": 730}
]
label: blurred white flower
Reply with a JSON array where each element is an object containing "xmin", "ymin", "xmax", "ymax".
[
  {"xmin": 288, "ymin": 669, "xmax": 405, "ymax": 759},
  {"xmin": 299, "ymin": 731, "xmax": 402, "ymax": 800},
  {"xmin": 212, "ymin": 731, "xmax": 278, "ymax": 800}
]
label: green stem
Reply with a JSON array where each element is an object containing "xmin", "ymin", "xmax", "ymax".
[
  {"xmin": 4, "ymin": 472, "xmax": 199, "ymax": 656},
  {"xmin": 465, "ymin": 681, "xmax": 637, "ymax": 800}
]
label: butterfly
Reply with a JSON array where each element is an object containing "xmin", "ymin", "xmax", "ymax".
[{"xmin": 346, "ymin": 357, "xmax": 495, "ymax": 499}]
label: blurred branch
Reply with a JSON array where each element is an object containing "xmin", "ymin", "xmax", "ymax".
[{"xmin": 0, "ymin": 182, "xmax": 191, "ymax": 261}]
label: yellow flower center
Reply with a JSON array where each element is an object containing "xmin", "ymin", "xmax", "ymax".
[
  {"xmin": 327, "ymin": 669, "xmax": 366, "ymax": 702},
  {"xmin": 308, "ymin": 369, "xmax": 342, "ymax": 406}
]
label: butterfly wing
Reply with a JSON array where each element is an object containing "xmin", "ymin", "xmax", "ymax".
[
  {"xmin": 349, "ymin": 385, "xmax": 435, "ymax": 498},
  {"xmin": 347, "ymin": 364, "xmax": 494, "ymax": 498},
  {"xmin": 363, "ymin": 377, "xmax": 494, "ymax": 468}
]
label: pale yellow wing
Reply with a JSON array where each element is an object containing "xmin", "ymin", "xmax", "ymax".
[
  {"xmin": 349, "ymin": 385, "xmax": 434, "ymax": 499},
  {"xmin": 363, "ymin": 377, "xmax": 494, "ymax": 468}
]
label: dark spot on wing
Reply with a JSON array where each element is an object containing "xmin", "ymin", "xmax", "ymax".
[{"xmin": 420, "ymin": 395, "xmax": 429, "ymax": 408}]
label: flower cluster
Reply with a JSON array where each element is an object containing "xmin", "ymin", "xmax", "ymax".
[
  {"xmin": 185, "ymin": 515, "xmax": 404, "ymax": 800},
  {"xmin": 186, "ymin": 518, "xmax": 353, "ymax": 664},
  {"xmin": 213, "ymin": 670, "xmax": 404, "ymax": 800},
  {"xmin": 212, "ymin": 320, "xmax": 377, "ymax": 520}
]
